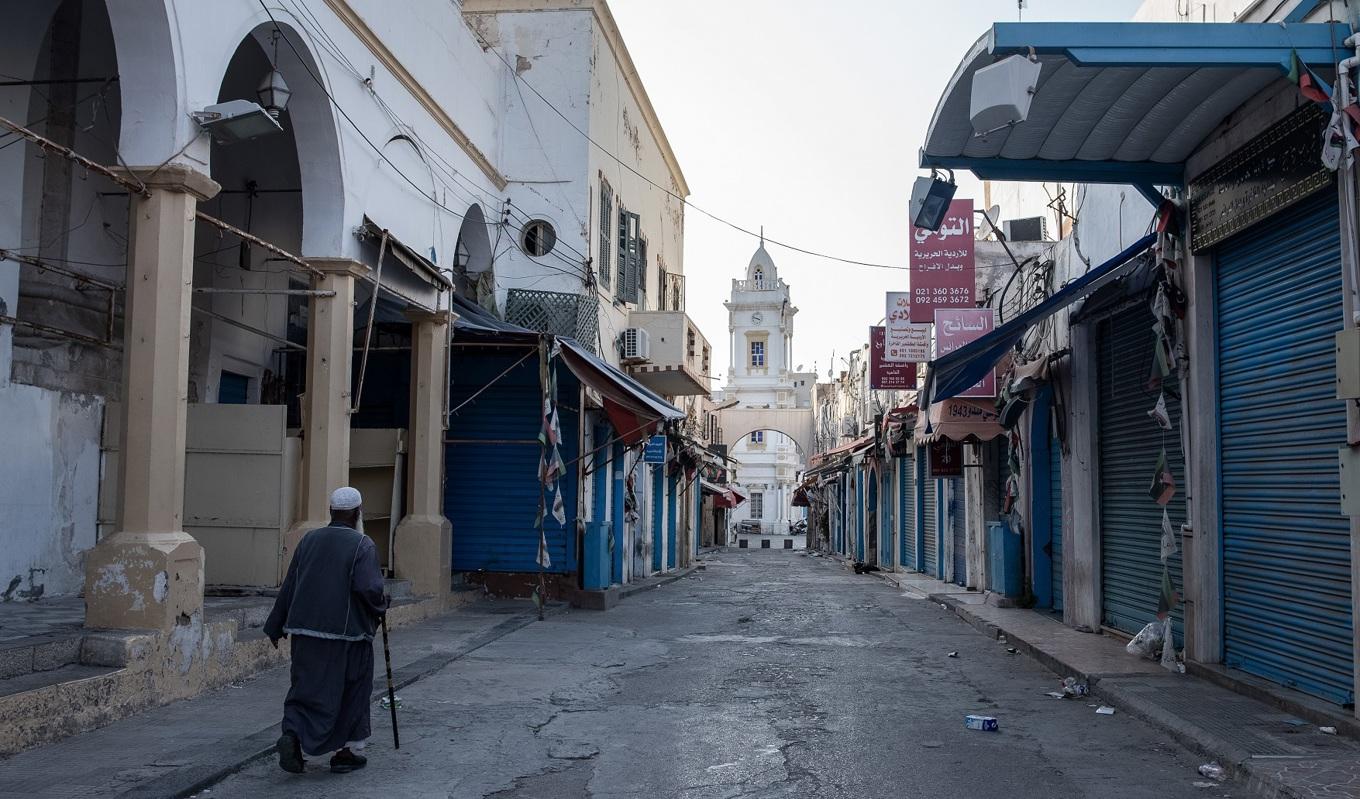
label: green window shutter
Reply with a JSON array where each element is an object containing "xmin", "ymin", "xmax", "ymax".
[
  {"xmin": 617, "ymin": 207, "xmax": 629, "ymax": 299},
  {"xmin": 637, "ymin": 237, "xmax": 648, "ymax": 308},
  {"xmin": 622, "ymin": 212, "xmax": 641, "ymax": 304},
  {"xmin": 598, "ymin": 184, "xmax": 612, "ymax": 289}
]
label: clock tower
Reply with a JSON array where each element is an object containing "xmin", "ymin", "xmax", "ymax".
[
  {"xmin": 722, "ymin": 238, "xmax": 799, "ymax": 406},
  {"xmin": 720, "ymin": 238, "xmax": 813, "ymax": 544}
]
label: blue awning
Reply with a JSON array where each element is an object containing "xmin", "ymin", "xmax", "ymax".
[
  {"xmin": 920, "ymin": 21, "xmax": 1347, "ymax": 187},
  {"xmin": 925, "ymin": 233, "xmax": 1156, "ymax": 403}
]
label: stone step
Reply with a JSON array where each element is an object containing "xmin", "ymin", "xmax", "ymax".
[
  {"xmin": 0, "ymin": 663, "xmax": 119, "ymax": 700},
  {"xmin": 0, "ymin": 633, "xmax": 85, "ymax": 680}
]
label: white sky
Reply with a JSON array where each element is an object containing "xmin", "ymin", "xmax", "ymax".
[{"xmin": 608, "ymin": 0, "xmax": 1144, "ymax": 384}]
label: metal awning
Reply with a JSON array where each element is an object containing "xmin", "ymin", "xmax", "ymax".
[
  {"xmin": 920, "ymin": 21, "xmax": 1347, "ymax": 188},
  {"xmin": 925, "ymin": 233, "xmax": 1156, "ymax": 403}
]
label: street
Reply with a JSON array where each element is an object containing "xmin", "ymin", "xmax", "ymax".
[{"xmin": 208, "ymin": 551, "xmax": 1235, "ymax": 799}]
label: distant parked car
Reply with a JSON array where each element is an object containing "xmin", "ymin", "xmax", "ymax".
[
  {"xmin": 737, "ymin": 519, "xmax": 763, "ymax": 535},
  {"xmin": 790, "ymin": 519, "xmax": 808, "ymax": 535}
]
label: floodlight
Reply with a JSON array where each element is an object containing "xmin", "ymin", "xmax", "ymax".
[
  {"xmin": 191, "ymin": 100, "xmax": 283, "ymax": 145},
  {"xmin": 910, "ymin": 169, "xmax": 957, "ymax": 232}
]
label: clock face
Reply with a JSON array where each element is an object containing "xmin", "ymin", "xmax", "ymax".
[{"xmin": 751, "ymin": 312, "xmax": 763, "ymax": 324}]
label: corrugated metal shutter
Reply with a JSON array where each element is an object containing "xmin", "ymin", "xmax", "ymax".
[
  {"xmin": 899, "ymin": 456, "xmax": 916, "ymax": 570},
  {"xmin": 922, "ymin": 464, "xmax": 938, "ymax": 577},
  {"xmin": 1216, "ymin": 188, "xmax": 1353, "ymax": 705},
  {"xmin": 1097, "ymin": 304, "xmax": 1185, "ymax": 639},
  {"xmin": 950, "ymin": 477, "xmax": 967, "ymax": 585},
  {"xmin": 446, "ymin": 349, "xmax": 578, "ymax": 573},
  {"xmin": 878, "ymin": 469, "xmax": 892, "ymax": 568},
  {"xmin": 1050, "ymin": 422, "xmax": 1064, "ymax": 612}
]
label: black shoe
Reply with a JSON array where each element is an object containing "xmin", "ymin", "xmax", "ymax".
[
  {"xmin": 276, "ymin": 732, "xmax": 305, "ymax": 774},
  {"xmin": 330, "ymin": 748, "xmax": 368, "ymax": 774}
]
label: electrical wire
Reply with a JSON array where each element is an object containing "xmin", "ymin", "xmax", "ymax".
[{"xmin": 458, "ymin": 7, "xmax": 910, "ymax": 272}]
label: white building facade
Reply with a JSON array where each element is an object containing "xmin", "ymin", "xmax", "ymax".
[{"xmin": 719, "ymin": 242, "xmax": 812, "ymax": 548}]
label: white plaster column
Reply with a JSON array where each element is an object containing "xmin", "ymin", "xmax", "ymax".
[
  {"xmin": 85, "ymin": 165, "xmax": 219, "ymax": 631},
  {"xmin": 393, "ymin": 308, "xmax": 454, "ymax": 598},
  {"xmin": 283, "ymin": 258, "xmax": 367, "ymax": 572}
]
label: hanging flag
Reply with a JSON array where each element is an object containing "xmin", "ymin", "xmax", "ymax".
[
  {"xmin": 1148, "ymin": 449, "xmax": 1176, "ymax": 506},
  {"xmin": 1287, "ymin": 50, "xmax": 1332, "ymax": 105},
  {"xmin": 1160, "ymin": 508, "xmax": 1178, "ymax": 563},
  {"xmin": 1156, "ymin": 565, "xmax": 1179, "ymax": 618},
  {"xmin": 1147, "ymin": 392, "xmax": 1171, "ymax": 431}
]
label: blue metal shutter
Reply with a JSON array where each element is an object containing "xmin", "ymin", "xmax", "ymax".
[
  {"xmin": 1097, "ymin": 304, "xmax": 1186, "ymax": 639},
  {"xmin": 878, "ymin": 470, "xmax": 892, "ymax": 568},
  {"xmin": 1216, "ymin": 189, "xmax": 1353, "ymax": 705},
  {"xmin": 899, "ymin": 456, "xmax": 916, "ymax": 570},
  {"xmin": 922, "ymin": 462, "xmax": 938, "ymax": 577},
  {"xmin": 1050, "ymin": 422, "xmax": 1064, "ymax": 612},
  {"xmin": 950, "ymin": 477, "xmax": 967, "ymax": 585},
  {"xmin": 446, "ymin": 350, "xmax": 578, "ymax": 573}
]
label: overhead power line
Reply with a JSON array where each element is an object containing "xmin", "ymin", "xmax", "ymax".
[{"xmin": 459, "ymin": 8, "xmax": 909, "ymax": 272}]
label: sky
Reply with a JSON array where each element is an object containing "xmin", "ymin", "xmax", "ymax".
[{"xmin": 607, "ymin": 0, "xmax": 1145, "ymax": 386}]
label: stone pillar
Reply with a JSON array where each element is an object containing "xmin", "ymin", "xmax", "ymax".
[
  {"xmin": 283, "ymin": 258, "xmax": 366, "ymax": 572},
  {"xmin": 85, "ymin": 165, "xmax": 219, "ymax": 631},
  {"xmin": 393, "ymin": 309, "xmax": 454, "ymax": 598}
]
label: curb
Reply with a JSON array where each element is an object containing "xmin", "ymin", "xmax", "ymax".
[
  {"xmin": 117, "ymin": 606, "xmax": 562, "ymax": 799},
  {"xmin": 619, "ymin": 565, "xmax": 698, "ymax": 599},
  {"xmin": 919, "ymin": 588, "xmax": 1305, "ymax": 799}
]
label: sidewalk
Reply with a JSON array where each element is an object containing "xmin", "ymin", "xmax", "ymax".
[
  {"xmin": 875, "ymin": 567, "xmax": 1360, "ymax": 799},
  {"xmin": 0, "ymin": 599, "xmax": 551, "ymax": 799}
]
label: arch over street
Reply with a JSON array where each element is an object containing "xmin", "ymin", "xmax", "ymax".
[{"xmin": 718, "ymin": 407, "xmax": 814, "ymax": 463}]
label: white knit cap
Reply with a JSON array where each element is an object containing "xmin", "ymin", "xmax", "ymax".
[{"xmin": 329, "ymin": 486, "xmax": 363, "ymax": 511}]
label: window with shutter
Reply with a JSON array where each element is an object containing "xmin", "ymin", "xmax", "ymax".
[
  {"xmin": 598, "ymin": 182, "xmax": 613, "ymax": 289},
  {"xmin": 617, "ymin": 206, "xmax": 628, "ymax": 300},
  {"xmin": 637, "ymin": 236, "xmax": 648, "ymax": 307},
  {"xmin": 619, "ymin": 211, "xmax": 641, "ymax": 304}
]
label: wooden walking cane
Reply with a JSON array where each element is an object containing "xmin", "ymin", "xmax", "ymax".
[{"xmin": 381, "ymin": 615, "xmax": 400, "ymax": 749}]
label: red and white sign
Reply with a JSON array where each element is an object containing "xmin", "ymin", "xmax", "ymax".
[
  {"xmin": 934, "ymin": 308, "xmax": 996, "ymax": 398},
  {"xmin": 885, "ymin": 292, "xmax": 931, "ymax": 363},
  {"xmin": 910, "ymin": 199, "xmax": 975, "ymax": 323},
  {"xmin": 870, "ymin": 326, "xmax": 916, "ymax": 390}
]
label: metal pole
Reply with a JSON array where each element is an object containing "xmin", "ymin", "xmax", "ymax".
[
  {"xmin": 195, "ymin": 211, "xmax": 322, "ymax": 279},
  {"xmin": 352, "ymin": 230, "xmax": 390, "ymax": 414},
  {"xmin": 193, "ymin": 288, "xmax": 336, "ymax": 297}
]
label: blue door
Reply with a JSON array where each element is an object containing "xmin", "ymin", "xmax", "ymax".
[
  {"xmin": 921, "ymin": 460, "xmax": 938, "ymax": 578},
  {"xmin": 1031, "ymin": 388, "xmax": 1063, "ymax": 611},
  {"xmin": 899, "ymin": 456, "xmax": 916, "ymax": 570},
  {"xmin": 1097, "ymin": 304, "xmax": 1185, "ymax": 640},
  {"xmin": 446, "ymin": 350, "xmax": 579, "ymax": 574},
  {"xmin": 1216, "ymin": 188, "xmax": 1353, "ymax": 705}
]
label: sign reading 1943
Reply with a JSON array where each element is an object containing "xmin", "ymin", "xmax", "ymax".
[{"xmin": 1188, "ymin": 102, "xmax": 1331, "ymax": 251}]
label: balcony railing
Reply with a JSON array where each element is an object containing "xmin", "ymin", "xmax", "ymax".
[
  {"xmin": 505, "ymin": 289, "xmax": 599, "ymax": 353},
  {"xmin": 734, "ymin": 278, "xmax": 786, "ymax": 292}
]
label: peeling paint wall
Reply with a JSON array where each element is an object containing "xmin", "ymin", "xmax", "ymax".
[{"xmin": 0, "ymin": 382, "xmax": 102, "ymax": 598}]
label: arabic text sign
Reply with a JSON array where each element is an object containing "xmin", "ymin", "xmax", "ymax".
[
  {"xmin": 644, "ymin": 435, "xmax": 667, "ymax": 464},
  {"xmin": 885, "ymin": 292, "xmax": 931, "ymax": 362},
  {"xmin": 928, "ymin": 438, "xmax": 964, "ymax": 478},
  {"xmin": 934, "ymin": 308, "xmax": 996, "ymax": 398},
  {"xmin": 910, "ymin": 199, "xmax": 975, "ymax": 323},
  {"xmin": 870, "ymin": 326, "xmax": 917, "ymax": 390}
]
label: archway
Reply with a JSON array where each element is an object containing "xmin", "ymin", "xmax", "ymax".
[{"xmin": 728, "ymin": 427, "xmax": 808, "ymax": 537}]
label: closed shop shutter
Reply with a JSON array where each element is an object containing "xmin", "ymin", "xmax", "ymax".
[
  {"xmin": 446, "ymin": 350, "xmax": 578, "ymax": 573},
  {"xmin": 900, "ymin": 456, "xmax": 916, "ymax": 570},
  {"xmin": 923, "ymin": 472, "xmax": 938, "ymax": 577},
  {"xmin": 879, "ymin": 469, "xmax": 892, "ymax": 569},
  {"xmin": 1050, "ymin": 422, "xmax": 1064, "ymax": 612},
  {"xmin": 950, "ymin": 477, "xmax": 967, "ymax": 585},
  {"xmin": 1098, "ymin": 304, "xmax": 1186, "ymax": 639},
  {"xmin": 1216, "ymin": 188, "xmax": 1353, "ymax": 705}
]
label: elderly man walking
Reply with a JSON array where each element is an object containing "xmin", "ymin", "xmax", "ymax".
[{"xmin": 265, "ymin": 486, "xmax": 389, "ymax": 774}]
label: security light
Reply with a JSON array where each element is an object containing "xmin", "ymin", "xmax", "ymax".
[
  {"xmin": 910, "ymin": 169, "xmax": 957, "ymax": 232},
  {"xmin": 191, "ymin": 100, "xmax": 283, "ymax": 145}
]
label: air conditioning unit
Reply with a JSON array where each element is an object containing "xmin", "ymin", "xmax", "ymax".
[
  {"xmin": 620, "ymin": 327, "xmax": 651, "ymax": 363},
  {"xmin": 1003, "ymin": 216, "xmax": 1048, "ymax": 242}
]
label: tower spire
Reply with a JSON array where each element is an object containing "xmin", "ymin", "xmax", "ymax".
[{"xmin": 760, "ymin": 226, "xmax": 764, "ymax": 247}]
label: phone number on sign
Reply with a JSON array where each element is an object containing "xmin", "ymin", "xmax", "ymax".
[{"xmin": 913, "ymin": 287, "xmax": 971, "ymax": 299}]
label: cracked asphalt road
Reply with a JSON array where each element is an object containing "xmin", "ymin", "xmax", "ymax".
[{"xmin": 206, "ymin": 551, "xmax": 1241, "ymax": 798}]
